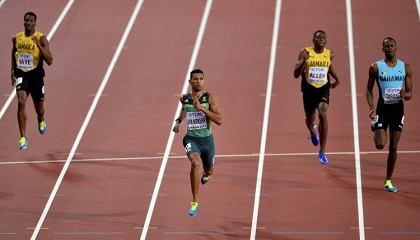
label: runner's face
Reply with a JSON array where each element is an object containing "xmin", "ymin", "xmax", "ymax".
[
  {"xmin": 24, "ymin": 15, "xmax": 36, "ymax": 34},
  {"xmin": 313, "ymin": 32, "xmax": 327, "ymax": 49},
  {"xmin": 189, "ymin": 73, "xmax": 205, "ymax": 92},
  {"xmin": 382, "ymin": 39, "xmax": 397, "ymax": 58}
]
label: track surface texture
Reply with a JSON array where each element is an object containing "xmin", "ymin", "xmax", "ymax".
[{"xmin": 0, "ymin": 0, "xmax": 419, "ymax": 239}]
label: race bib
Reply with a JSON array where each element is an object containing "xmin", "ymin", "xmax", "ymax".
[
  {"xmin": 308, "ymin": 67, "xmax": 328, "ymax": 83},
  {"xmin": 384, "ymin": 88, "xmax": 402, "ymax": 104},
  {"xmin": 187, "ymin": 111, "xmax": 207, "ymax": 130},
  {"xmin": 17, "ymin": 53, "xmax": 34, "ymax": 70}
]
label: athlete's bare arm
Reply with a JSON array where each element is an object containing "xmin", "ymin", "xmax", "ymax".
[
  {"xmin": 366, "ymin": 63, "xmax": 378, "ymax": 119},
  {"xmin": 293, "ymin": 48, "xmax": 309, "ymax": 79}
]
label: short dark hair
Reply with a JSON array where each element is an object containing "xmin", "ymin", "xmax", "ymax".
[
  {"xmin": 190, "ymin": 69, "xmax": 204, "ymax": 79},
  {"xmin": 24, "ymin": 12, "xmax": 37, "ymax": 21},
  {"xmin": 382, "ymin": 37, "xmax": 396, "ymax": 47},
  {"xmin": 313, "ymin": 30, "xmax": 326, "ymax": 38}
]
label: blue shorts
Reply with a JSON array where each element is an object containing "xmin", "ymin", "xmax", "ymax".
[{"xmin": 183, "ymin": 134, "xmax": 215, "ymax": 169}]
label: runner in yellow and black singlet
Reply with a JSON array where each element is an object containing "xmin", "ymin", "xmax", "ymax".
[
  {"xmin": 293, "ymin": 30, "xmax": 340, "ymax": 164},
  {"xmin": 11, "ymin": 12, "xmax": 53, "ymax": 150}
]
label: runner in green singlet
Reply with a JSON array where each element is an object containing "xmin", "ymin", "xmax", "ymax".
[{"xmin": 172, "ymin": 69, "xmax": 222, "ymax": 216}]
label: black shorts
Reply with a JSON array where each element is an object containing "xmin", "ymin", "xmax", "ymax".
[
  {"xmin": 15, "ymin": 69, "xmax": 45, "ymax": 102},
  {"xmin": 371, "ymin": 101, "xmax": 404, "ymax": 132},
  {"xmin": 302, "ymin": 87, "xmax": 330, "ymax": 115},
  {"xmin": 183, "ymin": 134, "xmax": 215, "ymax": 169}
]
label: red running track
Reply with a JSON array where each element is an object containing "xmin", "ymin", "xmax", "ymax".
[{"xmin": 0, "ymin": 0, "xmax": 419, "ymax": 239}]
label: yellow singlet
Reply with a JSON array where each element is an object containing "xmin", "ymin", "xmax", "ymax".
[
  {"xmin": 303, "ymin": 46, "xmax": 331, "ymax": 88},
  {"xmin": 14, "ymin": 31, "xmax": 44, "ymax": 72}
]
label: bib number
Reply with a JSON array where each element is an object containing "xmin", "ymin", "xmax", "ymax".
[
  {"xmin": 308, "ymin": 67, "xmax": 327, "ymax": 83},
  {"xmin": 384, "ymin": 88, "xmax": 402, "ymax": 104},
  {"xmin": 17, "ymin": 53, "xmax": 34, "ymax": 70},
  {"xmin": 187, "ymin": 112, "xmax": 207, "ymax": 130}
]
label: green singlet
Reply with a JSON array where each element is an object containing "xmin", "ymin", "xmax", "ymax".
[{"xmin": 182, "ymin": 91, "xmax": 212, "ymax": 137}]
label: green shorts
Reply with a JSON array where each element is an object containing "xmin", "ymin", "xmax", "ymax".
[{"xmin": 183, "ymin": 134, "xmax": 215, "ymax": 169}]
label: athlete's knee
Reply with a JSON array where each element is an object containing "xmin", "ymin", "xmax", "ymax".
[
  {"xmin": 318, "ymin": 109, "xmax": 328, "ymax": 120},
  {"xmin": 388, "ymin": 142, "xmax": 398, "ymax": 153},
  {"xmin": 374, "ymin": 139, "xmax": 386, "ymax": 150},
  {"xmin": 190, "ymin": 156, "xmax": 202, "ymax": 170},
  {"xmin": 17, "ymin": 98, "xmax": 27, "ymax": 108},
  {"xmin": 375, "ymin": 143, "xmax": 385, "ymax": 150},
  {"xmin": 318, "ymin": 102, "xmax": 328, "ymax": 119}
]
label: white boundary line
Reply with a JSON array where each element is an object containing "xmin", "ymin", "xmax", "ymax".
[
  {"xmin": 250, "ymin": 0, "xmax": 281, "ymax": 239},
  {"xmin": 139, "ymin": 0, "xmax": 213, "ymax": 239},
  {"xmin": 1, "ymin": 150, "xmax": 419, "ymax": 166},
  {"xmin": 0, "ymin": 0, "xmax": 6, "ymax": 8},
  {"xmin": 345, "ymin": 0, "xmax": 365, "ymax": 239},
  {"xmin": 30, "ymin": 0, "xmax": 144, "ymax": 239},
  {"xmin": 416, "ymin": 0, "xmax": 420, "ymax": 21}
]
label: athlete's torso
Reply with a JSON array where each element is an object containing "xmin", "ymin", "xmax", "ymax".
[
  {"xmin": 14, "ymin": 31, "xmax": 44, "ymax": 72},
  {"xmin": 376, "ymin": 59, "xmax": 405, "ymax": 105},
  {"xmin": 182, "ymin": 92, "xmax": 212, "ymax": 137},
  {"xmin": 302, "ymin": 46, "xmax": 331, "ymax": 89}
]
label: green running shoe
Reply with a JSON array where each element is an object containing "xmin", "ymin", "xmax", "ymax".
[
  {"xmin": 19, "ymin": 137, "xmax": 28, "ymax": 150},
  {"xmin": 188, "ymin": 202, "xmax": 199, "ymax": 216}
]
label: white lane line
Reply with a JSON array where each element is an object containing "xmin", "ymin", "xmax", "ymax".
[
  {"xmin": 345, "ymin": 0, "xmax": 365, "ymax": 240},
  {"xmin": 250, "ymin": 0, "xmax": 281, "ymax": 240},
  {"xmin": 30, "ymin": 0, "xmax": 144, "ymax": 239},
  {"xmin": 0, "ymin": 0, "xmax": 6, "ymax": 8},
  {"xmin": 139, "ymin": 1, "xmax": 213, "ymax": 239},
  {"xmin": 1, "ymin": 150, "xmax": 419, "ymax": 166},
  {"xmin": 416, "ymin": 0, "xmax": 420, "ymax": 22}
]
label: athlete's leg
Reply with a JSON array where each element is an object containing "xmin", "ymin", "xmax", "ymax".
[
  {"xmin": 303, "ymin": 93, "xmax": 317, "ymax": 136},
  {"xmin": 188, "ymin": 152, "xmax": 202, "ymax": 203},
  {"xmin": 17, "ymin": 90, "xmax": 28, "ymax": 138},
  {"xmin": 317, "ymin": 101, "xmax": 329, "ymax": 153},
  {"xmin": 201, "ymin": 138, "xmax": 215, "ymax": 178},
  {"xmin": 305, "ymin": 113, "xmax": 316, "ymax": 135},
  {"xmin": 33, "ymin": 101, "xmax": 44, "ymax": 123},
  {"xmin": 386, "ymin": 130, "xmax": 401, "ymax": 180},
  {"xmin": 203, "ymin": 166, "xmax": 213, "ymax": 177},
  {"xmin": 32, "ymin": 77, "xmax": 45, "ymax": 124},
  {"xmin": 373, "ymin": 129, "xmax": 387, "ymax": 150}
]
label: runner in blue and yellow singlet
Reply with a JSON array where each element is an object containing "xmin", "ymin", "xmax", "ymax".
[
  {"xmin": 293, "ymin": 30, "xmax": 340, "ymax": 164},
  {"xmin": 11, "ymin": 12, "xmax": 53, "ymax": 150},
  {"xmin": 366, "ymin": 37, "xmax": 413, "ymax": 193},
  {"xmin": 172, "ymin": 69, "xmax": 222, "ymax": 216}
]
